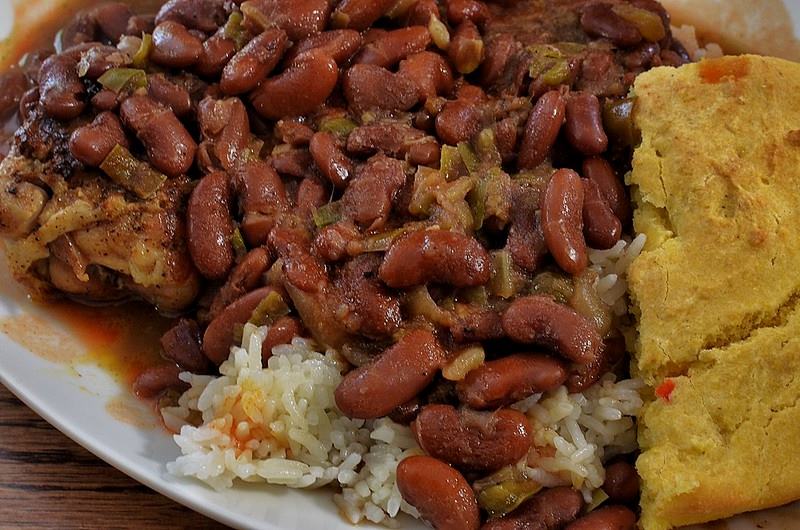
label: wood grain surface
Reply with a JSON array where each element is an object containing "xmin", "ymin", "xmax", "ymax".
[{"xmin": 0, "ymin": 384, "xmax": 228, "ymax": 529}]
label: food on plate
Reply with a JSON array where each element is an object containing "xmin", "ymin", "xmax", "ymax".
[
  {"xmin": 0, "ymin": 0, "xmax": 794, "ymax": 528},
  {"xmin": 629, "ymin": 54, "xmax": 800, "ymax": 529},
  {"xmin": 660, "ymin": 0, "xmax": 800, "ymax": 61}
]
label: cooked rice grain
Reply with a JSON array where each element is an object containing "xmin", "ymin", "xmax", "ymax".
[{"xmin": 163, "ymin": 237, "xmax": 647, "ymax": 524}]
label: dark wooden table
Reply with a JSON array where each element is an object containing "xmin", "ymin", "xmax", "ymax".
[{"xmin": 0, "ymin": 384, "xmax": 228, "ymax": 529}]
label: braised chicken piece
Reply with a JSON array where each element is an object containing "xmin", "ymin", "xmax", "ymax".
[{"xmin": 0, "ymin": 97, "xmax": 199, "ymax": 312}]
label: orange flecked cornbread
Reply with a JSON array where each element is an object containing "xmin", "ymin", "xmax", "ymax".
[{"xmin": 627, "ymin": 55, "xmax": 800, "ymax": 529}]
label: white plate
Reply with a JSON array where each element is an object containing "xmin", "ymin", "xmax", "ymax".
[{"xmin": 1, "ymin": 2, "xmax": 800, "ymax": 529}]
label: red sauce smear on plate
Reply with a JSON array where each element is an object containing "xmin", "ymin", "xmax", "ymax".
[{"xmin": 43, "ymin": 299, "xmax": 174, "ymax": 387}]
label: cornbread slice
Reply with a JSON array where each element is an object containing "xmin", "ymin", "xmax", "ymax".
[{"xmin": 628, "ymin": 55, "xmax": 800, "ymax": 529}]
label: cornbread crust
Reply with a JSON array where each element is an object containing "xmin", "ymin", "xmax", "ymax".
[{"xmin": 628, "ymin": 55, "xmax": 800, "ymax": 529}]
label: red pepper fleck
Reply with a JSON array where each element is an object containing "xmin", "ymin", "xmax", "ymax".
[{"xmin": 655, "ymin": 379, "xmax": 676, "ymax": 402}]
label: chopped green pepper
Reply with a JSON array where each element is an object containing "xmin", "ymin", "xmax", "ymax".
[
  {"xmin": 602, "ymin": 97, "xmax": 640, "ymax": 147},
  {"xmin": 475, "ymin": 128, "xmax": 501, "ymax": 167},
  {"xmin": 478, "ymin": 480, "xmax": 543, "ymax": 519},
  {"xmin": 460, "ymin": 285, "xmax": 489, "ymax": 306},
  {"xmin": 313, "ymin": 201, "xmax": 342, "ymax": 228},
  {"xmin": 489, "ymin": 250, "xmax": 516, "ymax": 299},
  {"xmin": 527, "ymin": 44, "xmax": 581, "ymax": 87},
  {"xmin": 531, "ymin": 271, "xmax": 574, "ymax": 304},
  {"xmin": 99, "ymin": 144, "xmax": 167, "ymax": 198},
  {"xmin": 409, "ymin": 167, "xmax": 443, "ymax": 216},
  {"xmin": 405, "ymin": 286, "xmax": 454, "ymax": 327},
  {"xmin": 428, "ymin": 15, "xmax": 450, "ymax": 50},
  {"xmin": 240, "ymin": 2, "xmax": 268, "ymax": 30},
  {"xmin": 248, "ymin": 291, "xmax": 290, "ymax": 327},
  {"xmin": 360, "ymin": 226, "xmax": 416, "ymax": 253},
  {"xmin": 97, "ymin": 68, "xmax": 148, "ymax": 94},
  {"xmin": 612, "ymin": 4, "xmax": 666, "ymax": 42},
  {"xmin": 467, "ymin": 178, "xmax": 487, "ymax": 230},
  {"xmin": 231, "ymin": 227, "xmax": 247, "ymax": 258},
  {"xmin": 440, "ymin": 145, "xmax": 465, "ymax": 181},
  {"xmin": 131, "ymin": 33, "xmax": 153, "ymax": 69},
  {"xmin": 457, "ymin": 142, "xmax": 479, "ymax": 175},
  {"xmin": 587, "ymin": 488, "xmax": 610, "ymax": 513},
  {"xmin": 223, "ymin": 11, "xmax": 249, "ymax": 50},
  {"xmin": 319, "ymin": 116, "xmax": 358, "ymax": 136}
]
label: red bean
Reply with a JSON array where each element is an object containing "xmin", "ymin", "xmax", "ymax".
[
  {"xmin": 397, "ymin": 456, "xmax": 480, "ymax": 530},
  {"xmin": 566, "ymin": 335, "xmax": 626, "ymax": 393},
  {"xmin": 91, "ymin": 89, "xmax": 120, "ymax": 111},
  {"xmin": 235, "ymin": 161, "xmax": 290, "ymax": 246},
  {"xmin": 196, "ymin": 34, "xmax": 237, "ymax": 78},
  {"xmin": 284, "ymin": 30, "xmax": 364, "ymax": 65},
  {"xmin": 502, "ymin": 296, "xmax": 602, "ymax": 365},
  {"xmin": 334, "ymin": 329, "xmax": 446, "ymax": 419},
  {"xmin": 155, "ymin": 0, "xmax": 227, "ymax": 33},
  {"xmin": 541, "ymin": 168, "xmax": 588, "ymax": 275},
  {"xmin": 565, "ymin": 92, "xmax": 608, "ymax": 156},
  {"xmin": 221, "ymin": 29, "xmax": 288, "ymax": 95},
  {"xmin": 582, "ymin": 157, "xmax": 631, "ymax": 226},
  {"xmin": 251, "ymin": 51, "xmax": 338, "ymax": 119},
  {"xmin": 379, "ymin": 230, "xmax": 492, "ymax": 288},
  {"xmin": 407, "ymin": 0, "xmax": 439, "ymax": 26},
  {"xmin": 160, "ymin": 318, "xmax": 211, "ymax": 373},
  {"xmin": 398, "ymin": 51, "xmax": 454, "ymax": 101},
  {"xmin": 203, "ymin": 287, "xmax": 277, "ymax": 364},
  {"xmin": 208, "ymin": 247, "xmax": 273, "ymax": 320},
  {"xmin": 480, "ymin": 32, "xmax": 515, "ymax": 87},
  {"xmin": 446, "ymin": 0, "xmax": 491, "ymax": 28},
  {"xmin": 483, "ymin": 487, "xmax": 583, "ymax": 530},
  {"xmin": 276, "ymin": 120, "xmax": 315, "ymax": 146},
  {"xmin": 518, "ymin": 90, "xmax": 566, "ymax": 170},
  {"xmin": 151, "ymin": 21, "xmax": 203, "ymax": 68},
  {"xmin": 435, "ymin": 99, "xmax": 483, "ymax": 145},
  {"xmin": 0, "ymin": 68, "xmax": 28, "ymax": 120},
  {"xmin": 132, "ymin": 364, "xmax": 186, "ymax": 398},
  {"xmin": 355, "ymin": 26, "xmax": 431, "ymax": 68},
  {"xmin": 187, "ymin": 171, "xmax": 234, "ymax": 280},
  {"xmin": 92, "ymin": 2, "xmax": 132, "ymax": 41},
  {"xmin": 38, "ymin": 54, "xmax": 86, "ymax": 120},
  {"xmin": 341, "ymin": 154, "xmax": 406, "ymax": 231},
  {"xmin": 331, "ymin": 0, "xmax": 396, "ymax": 30},
  {"xmin": 564, "ymin": 506, "xmax": 637, "ymax": 530},
  {"xmin": 506, "ymin": 184, "xmax": 547, "ymax": 272},
  {"xmin": 580, "ymin": 3, "xmax": 642, "ymax": 48},
  {"xmin": 261, "ymin": 316, "xmax": 305, "ymax": 362},
  {"xmin": 346, "ymin": 121, "xmax": 429, "ymax": 158},
  {"xmin": 147, "ymin": 74, "xmax": 192, "ymax": 117},
  {"xmin": 69, "ymin": 112, "xmax": 129, "ymax": 167},
  {"xmin": 309, "ymin": 131, "xmax": 354, "ymax": 189},
  {"xmin": 413, "ymin": 405, "xmax": 532, "ymax": 473},
  {"xmin": 119, "ymin": 95, "xmax": 197, "ymax": 177},
  {"xmin": 343, "ymin": 64, "xmax": 420, "ymax": 114},
  {"xmin": 602, "ymin": 461, "xmax": 640, "ymax": 504},
  {"xmin": 583, "ymin": 178, "xmax": 622, "ymax": 250},
  {"xmin": 241, "ymin": 0, "xmax": 330, "ymax": 41},
  {"xmin": 456, "ymin": 354, "xmax": 568, "ymax": 409},
  {"xmin": 197, "ymin": 96, "xmax": 252, "ymax": 173}
]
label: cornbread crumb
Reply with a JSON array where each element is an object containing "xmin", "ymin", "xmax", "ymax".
[{"xmin": 628, "ymin": 55, "xmax": 800, "ymax": 529}]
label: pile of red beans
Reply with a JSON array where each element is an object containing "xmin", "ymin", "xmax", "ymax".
[{"xmin": 0, "ymin": 0, "xmax": 689, "ymax": 528}]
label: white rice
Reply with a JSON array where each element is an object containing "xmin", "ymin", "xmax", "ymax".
[
  {"xmin": 162, "ymin": 325, "xmax": 422, "ymax": 525},
  {"xmin": 512, "ymin": 375, "xmax": 644, "ymax": 503},
  {"xmin": 671, "ymin": 24, "xmax": 725, "ymax": 61},
  {"xmin": 163, "ymin": 235, "xmax": 648, "ymax": 525},
  {"xmin": 589, "ymin": 233, "xmax": 647, "ymax": 316}
]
